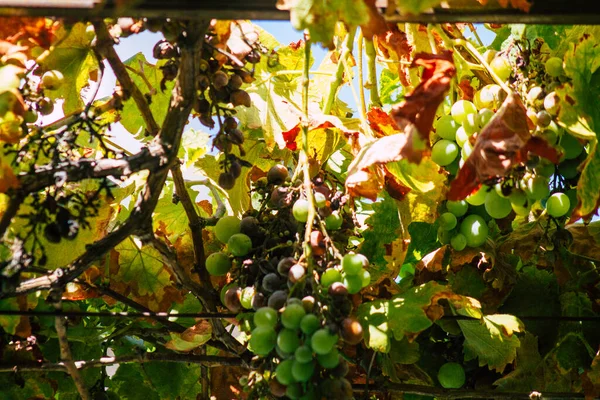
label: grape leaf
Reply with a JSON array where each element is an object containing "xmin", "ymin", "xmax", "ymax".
[
  {"xmin": 494, "ymin": 332, "xmax": 544, "ymax": 391},
  {"xmin": 448, "ymin": 92, "xmax": 560, "ymax": 200},
  {"xmin": 40, "ymin": 22, "xmax": 97, "ymax": 114},
  {"xmin": 177, "ymin": 128, "xmax": 210, "ymax": 168},
  {"xmin": 554, "ymin": 333, "xmax": 593, "ymax": 372},
  {"xmin": 447, "ymin": 265, "xmax": 487, "ymax": 299},
  {"xmin": 0, "ymin": 153, "xmax": 18, "ymax": 193},
  {"xmin": 582, "ymin": 350, "xmax": 600, "ymax": 400},
  {"xmin": 109, "ymin": 363, "xmax": 161, "ymax": 400},
  {"xmin": 404, "ymin": 222, "xmax": 439, "ymax": 265},
  {"xmin": 142, "ymin": 361, "xmax": 203, "ymax": 399},
  {"xmin": 165, "ymin": 320, "xmax": 212, "ymax": 352},
  {"xmin": 120, "ymin": 52, "xmax": 174, "ymax": 137},
  {"xmin": 112, "ymin": 237, "xmax": 172, "ymax": 303},
  {"xmin": 357, "ymin": 299, "xmax": 391, "ymax": 353},
  {"xmin": 374, "ymin": 24, "xmax": 412, "ymax": 87},
  {"xmin": 459, "ymin": 314, "xmax": 524, "ymax": 373},
  {"xmin": 395, "ymin": 0, "xmax": 443, "ymax": 15}
]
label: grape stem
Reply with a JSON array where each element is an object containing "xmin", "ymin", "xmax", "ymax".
[
  {"xmin": 357, "ymin": 29, "xmax": 367, "ymax": 117},
  {"xmin": 365, "ymin": 40, "xmax": 382, "ymax": 108},
  {"xmin": 323, "ymin": 27, "xmax": 357, "ymax": 115},
  {"xmin": 452, "ymin": 39, "xmax": 512, "ymax": 95}
]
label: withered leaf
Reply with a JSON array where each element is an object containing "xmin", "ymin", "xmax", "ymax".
[
  {"xmin": 391, "ymin": 50, "xmax": 456, "ymax": 146},
  {"xmin": 448, "ymin": 92, "xmax": 560, "ymax": 200}
]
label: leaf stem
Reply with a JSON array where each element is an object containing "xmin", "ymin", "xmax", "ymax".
[
  {"xmin": 357, "ymin": 29, "xmax": 367, "ymax": 117},
  {"xmin": 365, "ymin": 40, "xmax": 382, "ymax": 108}
]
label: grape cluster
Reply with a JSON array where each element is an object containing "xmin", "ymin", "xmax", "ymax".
[
  {"xmin": 432, "ymin": 44, "xmax": 584, "ymax": 251},
  {"xmin": 204, "ymin": 165, "xmax": 369, "ymax": 398}
]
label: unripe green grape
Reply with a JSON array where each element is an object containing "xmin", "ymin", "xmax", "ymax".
[
  {"xmin": 536, "ymin": 110, "xmax": 552, "ymax": 128},
  {"xmin": 41, "ymin": 70, "xmax": 64, "ymax": 90},
  {"xmin": 437, "ymin": 226, "xmax": 451, "ymax": 245},
  {"xmin": 205, "ymin": 252, "xmax": 231, "ymax": 276},
  {"xmin": 431, "ymin": 139, "xmax": 459, "ymax": 166},
  {"xmin": 524, "ymin": 176, "xmax": 550, "ymax": 200},
  {"xmin": 436, "ymin": 114, "xmax": 459, "ymax": 140},
  {"xmin": 455, "ymin": 126, "xmax": 469, "ymax": 147},
  {"xmin": 527, "ymin": 86, "xmax": 544, "ymax": 106},
  {"xmin": 484, "ymin": 190, "xmax": 512, "ymax": 219},
  {"xmin": 540, "ymin": 128, "xmax": 559, "ymax": 146},
  {"xmin": 438, "ymin": 212, "xmax": 457, "ymax": 231},
  {"xmin": 475, "ymin": 85, "xmax": 498, "ymax": 109},
  {"xmin": 321, "ymin": 268, "xmax": 342, "ymax": 288},
  {"xmin": 227, "ymin": 233, "xmax": 252, "ymax": 256},
  {"xmin": 512, "ymin": 201, "xmax": 530, "ymax": 216},
  {"xmin": 446, "ymin": 200, "xmax": 468, "ymax": 217},
  {"xmin": 250, "ymin": 326, "xmax": 277, "ymax": 356},
  {"xmin": 314, "ymin": 192, "xmax": 327, "ymax": 208},
  {"xmin": 560, "ymin": 133, "xmax": 584, "ymax": 160},
  {"xmin": 300, "ymin": 313, "xmax": 320, "ymax": 335},
  {"xmin": 281, "ymin": 303, "xmax": 306, "ymax": 330},
  {"xmin": 477, "ymin": 108, "xmax": 494, "ymax": 127},
  {"xmin": 461, "ymin": 140, "xmax": 473, "ymax": 159},
  {"xmin": 342, "ymin": 273, "xmax": 363, "ymax": 294},
  {"xmin": 275, "ymin": 359, "xmax": 296, "ymax": 385},
  {"xmin": 460, "ymin": 214, "xmax": 489, "ymax": 247},
  {"xmin": 509, "ymin": 189, "xmax": 527, "ymax": 207},
  {"xmin": 286, "ymin": 383, "xmax": 302, "ymax": 399},
  {"xmin": 342, "ymin": 253, "xmax": 365, "ymax": 276},
  {"xmin": 317, "ymin": 348, "xmax": 340, "ymax": 369},
  {"xmin": 214, "ymin": 215, "xmax": 241, "ymax": 243},
  {"xmin": 544, "ymin": 92, "xmax": 560, "ymax": 115},
  {"xmin": 291, "ymin": 360, "xmax": 315, "ymax": 382},
  {"xmin": 466, "ymin": 186, "xmax": 488, "ymax": 206},
  {"xmin": 254, "ymin": 307, "xmax": 278, "ymax": 328},
  {"xmin": 240, "ymin": 287, "xmax": 255, "ymax": 309},
  {"xmin": 360, "ymin": 269, "xmax": 371, "ymax": 287},
  {"xmin": 325, "ymin": 212, "xmax": 343, "ymax": 230},
  {"xmin": 490, "ymin": 56, "xmax": 511, "ymax": 81},
  {"xmin": 535, "ymin": 161, "xmax": 555, "ymax": 178},
  {"xmin": 546, "ymin": 192, "xmax": 570, "ymax": 217},
  {"xmin": 295, "ymin": 345, "xmax": 313, "ymax": 363},
  {"xmin": 310, "ymin": 329, "xmax": 338, "ymax": 355},
  {"xmin": 292, "ymin": 199, "xmax": 309, "ymax": 222},
  {"xmin": 462, "ymin": 113, "xmax": 480, "ymax": 135},
  {"xmin": 438, "ymin": 362, "xmax": 466, "ymax": 389},
  {"xmin": 545, "ymin": 56, "xmax": 564, "ymax": 77},
  {"xmin": 450, "ymin": 233, "xmax": 467, "ymax": 251},
  {"xmin": 277, "ymin": 328, "xmax": 300, "ymax": 354},
  {"xmin": 451, "ymin": 100, "xmax": 477, "ymax": 124}
]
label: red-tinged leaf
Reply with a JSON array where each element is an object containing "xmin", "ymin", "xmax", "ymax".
[
  {"xmin": 368, "ymin": 107, "xmax": 399, "ymax": 137},
  {"xmin": 391, "ymin": 51, "xmax": 456, "ymax": 143},
  {"xmin": 458, "ymin": 78, "xmax": 474, "ymax": 101},
  {"xmin": 448, "ymin": 92, "xmax": 560, "ymax": 200},
  {"xmin": 374, "ymin": 24, "xmax": 412, "ymax": 87},
  {"xmin": 361, "ymin": 0, "xmax": 389, "ymax": 38},
  {"xmin": 165, "ymin": 320, "xmax": 212, "ymax": 352},
  {"xmin": 282, "ymin": 125, "xmax": 299, "ymax": 151},
  {"xmin": 0, "ymin": 158, "xmax": 19, "ymax": 193},
  {"xmin": 384, "ymin": 168, "xmax": 411, "ymax": 201},
  {"xmin": 476, "ymin": 0, "xmax": 532, "ymax": 12},
  {"xmin": 0, "ymin": 17, "xmax": 58, "ymax": 49},
  {"xmin": 283, "ymin": 113, "xmax": 359, "ymax": 153}
]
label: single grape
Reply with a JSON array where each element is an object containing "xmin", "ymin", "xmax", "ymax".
[
  {"xmin": 527, "ymin": 86, "xmax": 544, "ymax": 106},
  {"xmin": 321, "ymin": 268, "xmax": 342, "ymax": 288},
  {"xmin": 536, "ymin": 110, "xmax": 552, "ymax": 128},
  {"xmin": 477, "ymin": 108, "xmax": 494, "ymax": 127},
  {"xmin": 524, "ymin": 176, "xmax": 550, "ymax": 201},
  {"xmin": 292, "ymin": 199, "xmax": 309, "ymax": 222},
  {"xmin": 300, "ymin": 313, "xmax": 320, "ymax": 335},
  {"xmin": 462, "ymin": 113, "xmax": 480, "ymax": 135},
  {"xmin": 460, "ymin": 214, "xmax": 489, "ymax": 247},
  {"xmin": 262, "ymin": 273, "xmax": 282, "ymax": 292},
  {"xmin": 325, "ymin": 212, "xmax": 343, "ymax": 230},
  {"xmin": 558, "ymin": 158, "xmax": 580, "ymax": 179},
  {"xmin": 431, "ymin": 139, "xmax": 459, "ymax": 166},
  {"xmin": 254, "ymin": 307, "xmax": 278, "ymax": 328},
  {"xmin": 268, "ymin": 290, "xmax": 288, "ymax": 310},
  {"xmin": 455, "ymin": 126, "xmax": 469, "ymax": 147},
  {"xmin": 295, "ymin": 345, "xmax": 313, "ymax": 363},
  {"xmin": 281, "ymin": 303, "xmax": 306, "ymax": 330},
  {"xmin": 342, "ymin": 274, "xmax": 363, "ymax": 294},
  {"xmin": 285, "ymin": 383, "xmax": 303, "ymax": 399},
  {"xmin": 437, "ymin": 226, "xmax": 451, "ymax": 245},
  {"xmin": 360, "ymin": 269, "xmax": 371, "ymax": 287},
  {"xmin": 340, "ymin": 317, "xmax": 364, "ymax": 345},
  {"xmin": 342, "ymin": 253, "xmax": 364, "ymax": 276},
  {"xmin": 546, "ymin": 192, "xmax": 570, "ymax": 217},
  {"xmin": 314, "ymin": 192, "xmax": 327, "ymax": 208},
  {"xmin": 450, "ymin": 233, "xmax": 467, "ymax": 251},
  {"xmin": 277, "ymin": 328, "xmax": 301, "ymax": 354},
  {"xmin": 438, "ymin": 212, "xmax": 458, "ymax": 231},
  {"xmin": 267, "ymin": 164, "xmax": 289, "ymax": 184},
  {"xmin": 205, "ymin": 252, "xmax": 231, "ymax": 276},
  {"xmin": 250, "ymin": 326, "xmax": 277, "ymax": 356},
  {"xmin": 288, "ymin": 264, "xmax": 306, "ymax": 284},
  {"xmin": 490, "ymin": 56, "xmax": 511, "ymax": 81},
  {"xmin": 240, "ymin": 287, "xmax": 255, "ymax": 309},
  {"xmin": 275, "ymin": 359, "xmax": 295, "ymax": 385},
  {"xmin": 512, "ymin": 201, "xmax": 531, "ymax": 216},
  {"xmin": 466, "ymin": 186, "xmax": 488, "ymax": 206},
  {"xmin": 436, "ymin": 115, "xmax": 460, "ymax": 140},
  {"xmin": 560, "ymin": 133, "xmax": 584, "ymax": 160},
  {"xmin": 317, "ymin": 348, "xmax": 340, "ymax": 369},
  {"xmin": 484, "ymin": 190, "xmax": 512, "ymax": 219},
  {"xmin": 277, "ymin": 257, "xmax": 296, "ymax": 276},
  {"xmin": 535, "ymin": 161, "xmax": 555, "ymax": 178},
  {"xmin": 41, "ymin": 70, "xmax": 65, "ymax": 90},
  {"xmin": 475, "ymin": 84, "xmax": 500, "ymax": 109},
  {"xmin": 269, "ymin": 379, "xmax": 287, "ymax": 398},
  {"xmin": 310, "ymin": 329, "xmax": 338, "ymax": 355},
  {"xmin": 451, "ymin": 100, "xmax": 477, "ymax": 124},
  {"xmin": 545, "ymin": 57, "xmax": 564, "ymax": 77},
  {"xmin": 227, "ymin": 233, "xmax": 252, "ymax": 256},
  {"xmin": 509, "ymin": 189, "xmax": 528, "ymax": 207},
  {"xmin": 214, "ymin": 215, "xmax": 241, "ymax": 243},
  {"xmin": 301, "ymin": 296, "xmax": 315, "ymax": 312},
  {"xmin": 292, "ymin": 360, "xmax": 315, "ymax": 383},
  {"xmin": 446, "ymin": 200, "xmax": 468, "ymax": 217},
  {"xmin": 461, "ymin": 140, "xmax": 473, "ymax": 159},
  {"xmin": 224, "ymin": 287, "xmax": 242, "ymax": 312},
  {"xmin": 544, "ymin": 92, "xmax": 560, "ymax": 115},
  {"xmin": 438, "ymin": 362, "xmax": 466, "ymax": 389}
]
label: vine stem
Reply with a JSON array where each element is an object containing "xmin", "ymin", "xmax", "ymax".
[
  {"xmin": 323, "ymin": 27, "xmax": 357, "ymax": 115},
  {"xmin": 301, "ymin": 35, "xmax": 316, "ymax": 274},
  {"xmin": 365, "ymin": 40, "xmax": 382, "ymax": 108},
  {"xmin": 453, "ymin": 38, "xmax": 512, "ymax": 95},
  {"xmin": 357, "ymin": 29, "xmax": 367, "ymax": 117}
]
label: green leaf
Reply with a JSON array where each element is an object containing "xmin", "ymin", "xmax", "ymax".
[
  {"xmin": 109, "ymin": 364, "xmax": 161, "ymax": 400},
  {"xmin": 494, "ymin": 332, "xmax": 543, "ymax": 391},
  {"xmin": 120, "ymin": 53, "xmax": 174, "ymax": 137},
  {"xmin": 0, "ymin": 298, "xmax": 20, "ymax": 334},
  {"xmin": 554, "ymin": 333, "xmax": 593, "ymax": 372},
  {"xmin": 389, "ymin": 337, "xmax": 420, "ymax": 365},
  {"xmin": 459, "ymin": 314, "xmax": 523, "ymax": 373},
  {"xmin": 395, "ymin": 0, "xmax": 443, "ymax": 15},
  {"xmin": 357, "ymin": 299, "xmax": 391, "ymax": 353},
  {"xmin": 447, "ymin": 265, "xmax": 487, "ymax": 299},
  {"xmin": 403, "ymin": 222, "xmax": 439, "ymax": 265},
  {"xmin": 113, "ymin": 237, "xmax": 172, "ymax": 301},
  {"xmin": 40, "ymin": 22, "xmax": 98, "ymax": 114},
  {"xmin": 178, "ymin": 128, "xmax": 210, "ymax": 168},
  {"xmin": 143, "ymin": 361, "xmax": 203, "ymax": 399}
]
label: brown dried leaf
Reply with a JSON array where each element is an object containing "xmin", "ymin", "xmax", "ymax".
[
  {"xmin": 458, "ymin": 78, "xmax": 474, "ymax": 101},
  {"xmin": 374, "ymin": 24, "xmax": 413, "ymax": 87},
  {"xmin": 391, "ymin": 51, "xmax": 456, "ymax": 143},
  {"xmin": 0, "ymin": 17, "xmax": 58, "ymax": 49},
  {"xmin": 448, "ymin": 93, "xmax": 560, "ymax": 200},
  {"xmin": 416, "ymin": 245, "xmax": 448, "ymax": 273},
  {"xmin": 165, "ymin": 320, "xmax": 212, "ymax": 352}
]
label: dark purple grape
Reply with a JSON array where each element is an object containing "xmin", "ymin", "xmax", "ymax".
[
  {"xmin": 268, "ymin": 290, "xmax": 288, "ymax": 310},
  {"xmin": 229, "ymin": 161, "xmax": 242, "ymax": 179},
  {"xmin": 267, "ymin": 165, "xmax": 289, "ymax": 185},
  {"xmin": 228, "ymin": 74, "xmax": 243, "ymax": 90},
  {"xmin": 262, "ymin": 272, "xmax": 283, "ymax": 292},
  {"xmin": 44, "ymin": 223, "xmax": 61, "ymax": 244},
  {"xmin": 223, "ymin": 116, "xmax": 238, "ymax": 131},
  {"xmin": 153, "ymin": 40, "xmax": 177, "ymax": 59},
  {"xmin": 231, "ymin": 90, "xmax": 251, "ymax": 107},
  {"xmin": 328, "ymin": 282, "xmax": 348, "ymax": 297},
  {"xmin": 228, "ymin": 129, "xmax": 244, "ymax": 145},
  {"xmin": 218, "ymin": 172, "xmax": 236, "ymax": 190},
  {"xmin": 251, "ymin": 291, "xmax": 267, "ymax": 310},
  {"xmin": 277, "ymin": 257, "xmax": 295, "ymax": 276},
  {"xmin": 212, "ymin": 70, "xmax": 229, "ymax": 90}
]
